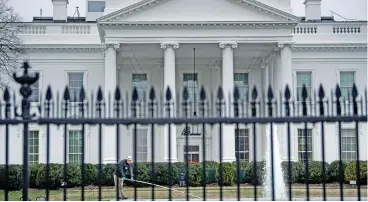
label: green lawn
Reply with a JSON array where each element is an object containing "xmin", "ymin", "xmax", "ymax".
[{"xmin": 1, "ymin": 186, "xmax": 366, "ymax": 201}]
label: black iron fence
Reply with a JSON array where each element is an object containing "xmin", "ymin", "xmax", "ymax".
[{"xmin": 0, "ymin": 62, "xmax": 367, "ymax": 201}]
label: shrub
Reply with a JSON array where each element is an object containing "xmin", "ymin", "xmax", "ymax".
[
  {"xmin": 30, "ymin": 164, "xmax": 42, "ymax": 188},
  {"xmin": 154, "ymin": 163, "xmax": 178, "ymax": 186},
  {"xmin": 102, "ymin": 164, "xmax": 116, "ymax": 186},
  {"xmin": 84, "ymin": 164, "xmax": 97, "ymax": 186},
  {"xmin": 217, "ymin": 163, "xmax": 235, "ymax": 186},
  {"xmin": 206, "ymin": 168, "xmax": 217, "ymax": 184},
  {"xmin": 281, "ymin": 161, "xmax": 304, "ymax": 184},
  {"xmin": 328, "ymin": 160, "xmax": 347, "ymax": 183},
  {"xmin": 232, "ymin": 161, "xmax": 250, "ymax": 169},
  {"xmin": 307, "ymin": 161, "xmax": 329, "ymax": 184},
  {"xmin": 244, "ymin": 161, "xmax": 265, "ymax": 185},
  {"xmin": 67, "ymin": 164, "xmax": 81, "ymax": 187},
  {"xmin": 0, "ymin": 165, "xmax": 23, "ymax": 191},
  {"xmin": 345, "ymin": 161, "xmax": 367, "ymax": 184},
  {"xmin": 188, "ymin": 164, "xmax": 202, "ymax": 187},
  {"xmin": 205, "ymin": 161, "xmax": 219, "ymax": 169},
  {"xmin": 36, "ymin": 164, "xmax": 63, "ymax": 189},
  {"xmin": 135, "ymin": 163, "xmax": 151, "ymax": 187}
]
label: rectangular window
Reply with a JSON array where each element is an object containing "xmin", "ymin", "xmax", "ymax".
[
  {"xmin": 181, "ymin": 125, "xmax": 201, "ymax": 136},
  {"xmin": 68, "ymin": 73, "xmax": 84, "ymax": 102},
  {"xmin": 296, "ymin": 72, "xmax": 312, "ymax": 101},
  {"xmin": 136, "ymin": 129, "xmax": 148, "ymax": 162},
  {"xmin": 69, "ymin": 130, "xmax": 82, "ymax": 164},
  {"xmin": 30, "ymin": 79, "xmax": 40, "ymax": 103},
  {"xmin": 340, "ymin": 71, "xmax": 355, "ymax": 100},
  {"xmin": 183, "ymin": 73, "xmax": 198, "ymax": 102},
  {"xmin": 29, "ymin": 131, "xmax": 39, "ymax": 164},
  {"xmin": 235, "ymin": 129, "xmax": 249, "ymax": 162},
  {"xmin": 184, "ymin": 145, "xmax": 200, "ymax": 163},
  {"xmin": 132, "ymin": 74, "xmax": 148, "ymax": 102},
  {"xmin": 88, "ymin": 1, "xmax": 105, "ymax": 12},
  {"xmin": 342, "ymin": 129, "xmax": 356, "ymax": 161},
  {"xmin": 234, "ymin": 73, "xmax": 249, "ymax": 101},
  {"xmin": 298, "ymin": 129, "xmax": 313, "ymax": 161}
]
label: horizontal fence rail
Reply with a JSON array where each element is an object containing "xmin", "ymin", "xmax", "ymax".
[{"xmin": 0, "ymin": 62, "xmax": 367, "ymax": 201}]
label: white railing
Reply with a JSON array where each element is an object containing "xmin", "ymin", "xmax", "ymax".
[
  {"xmin": 292, "ymin": 25, "xmax": 318, "ymax": 35},
  {"xmin": 62, "ymin": 25, "xmax": 91, "ymax": 34},
  {"xmin": 19, "ymin": 24, "xmax": 97, "ymax": 35},
  {"xmin": 332, "ymin": 25, "xmax": 361, "ymax": 34},
  {"xmin": 19, "ymin": 25, "xmax": 46, "ymax": 34}
]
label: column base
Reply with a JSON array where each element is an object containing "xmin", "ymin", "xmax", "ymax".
[
  {"xmin": 103, "ymin": 158, "xmax": 117, "ymax": 164},
  {"xmin": 222, "ymin": 157, "xmax": 236, "ymax": 163},
  {"xmin": 163, "ymin": 158, "xmax": 178, "ymax": 163}
]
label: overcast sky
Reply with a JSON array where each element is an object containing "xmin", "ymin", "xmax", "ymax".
[{"xmin": 8, "ymin": 0, "xmax": 367, "ymax": 22}]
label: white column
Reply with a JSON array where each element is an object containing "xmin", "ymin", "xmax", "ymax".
[
  {"xmin": 219, "ymin": 42, "xmax": 237, "ymax": 162},
  {"xmin": 276, "ymin": 42, "xmax": 296, "ymax": 161},
  {"xmin": 278, "ymin": 42, "xmax": 293, "ymax": 90},
  {"xmin": 102, "ymin": 43, "xmax": 119, "ymax": 164},
  {"xmin": 161, "ymin": 42, "xmax": 179, "ymax": 162}
]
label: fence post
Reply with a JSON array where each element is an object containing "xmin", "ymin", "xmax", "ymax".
[{"xmin": 13, "ymin": 62, "xmax": 39, "ymax": 201}]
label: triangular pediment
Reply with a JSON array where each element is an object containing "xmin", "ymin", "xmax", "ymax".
[{"xmin": 98, "ymin": 0, "xmax": 300, "ymax": 23}]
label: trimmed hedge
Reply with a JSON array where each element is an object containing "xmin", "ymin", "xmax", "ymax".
[
  {"xmin": 328, "ymin": 160, "xmax": 347, "ymax": 183},
  {"xmin": 1, "ymin": 160, "xmax": 367, "ymax": 190},
  {"xmin": 345, "ymin": 161, "xmax": 367, "ymax": 184}
]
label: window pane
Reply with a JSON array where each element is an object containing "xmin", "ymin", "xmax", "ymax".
[
  {"xmin": 234, "ymin": 73, "xmax": 249, "ymax": 101},
  {"xmin": 183, "ymin": 73, "xmax": 198, "ymax": 102},
  {"xmin": 340, "ymin": 72, "xmax": 355, "ymax": 99},
  {"xmin": 132, "ymin": 74, "xmax": 148, "ymax": 102},
  {"xmin": 29, "ymin": 131, "xmax": 39, "ymax": 164},
  {"xmin": 88, "ymin": 1, "xmax": 105, "ymax": 12},
  {"xmin": 30, "ymin": 79, "xmax": 40, "ymax": 102},
  {"xmin": 136, "ymin": 129, "xmax": 148, "ymax": 162},
  {"xmin": 296, "ymin": 72, "xmax": 312, "ymax": 101},
  {"xmin": 297, "ymin": 129, "xmax": 313, "ymax": 161},
  {"xmin": 235, "ymin": 129, "xmax": 249, "ymax": 162},
  {"xmin": 68, "ymin": 73, "xmax": 84, "ymax": 102},
  {"xmin": 69, "ymin": 130, "xmax": 82, "ymax": 164},
  {"xmin": 341, "ymin": 129, "xmax": 356, "ymax": 161}
]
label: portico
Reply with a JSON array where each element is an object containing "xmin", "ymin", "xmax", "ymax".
[
  {"xmin": 96, "ymin": 0, "xmax": 299, "ymax": 163},
  {"xmin": 99, "ymin": 41, "xmax": 295, "ymax": 163}
]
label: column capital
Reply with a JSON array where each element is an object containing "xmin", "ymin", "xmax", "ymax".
[
  {"xmin": 102, "ymin": 43, "xmax": 120, "ymax": 50},
  {"xmin": 277, "ymin": 42, "xmax": 295, "ymax": 50},
  {"xmin": 160, "ymin": 42, "xmax": 179, "ymax": 49},
  {"xmin": 219, "ymin": 42, "xmax": 238, "ymax": 49}
]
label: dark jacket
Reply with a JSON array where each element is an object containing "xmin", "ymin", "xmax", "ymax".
[{"xmin": 115, "ymin": 159, "xmax": 133, "ymax": 179}]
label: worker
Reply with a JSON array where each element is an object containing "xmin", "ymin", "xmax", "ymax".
[{"xmin": 114, "ymin": 156, "xmax": 134, "ymax": 199}]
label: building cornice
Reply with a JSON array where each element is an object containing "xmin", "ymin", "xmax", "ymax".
[
  {"xmin": 98, "ymin": 0, "xmax": 300, "ymax": 23},
  {"xmin": 24, "ymin": 44, "xmax": 103, "ymax": 52},
  {"xmin": 98, "ymin": 21, "xmax": 299, "ymax": 28},
  {"xmin": 294, "ymin": 43, "xmax": 367, "ymax": 51}
]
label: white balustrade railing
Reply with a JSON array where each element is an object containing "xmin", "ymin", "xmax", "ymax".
[
  {"xmin": 332, "ymin": 25, "xmax": 361, "ymax": 34},
  {"xmin": 19, "ymin": 25, "xmax": 46, "ymax": 34},
  {"xmin": 62, "ymin": 25, "xmax": 91, "ymax": 34},
  {"xmin": 292, "ymin": 25, "xmax": 318, "ymax": 34}
]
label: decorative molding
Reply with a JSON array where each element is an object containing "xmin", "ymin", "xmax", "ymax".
[
  {"xmin": 219, "ymin": 42, "xmax": 238, "ymax": 49},
  {"xmin": 277, "ymin": 42, "xmax": 296, "ymax": 49},
  {"xmin": 293, "ymin": 43, "xmax": 367, "ymax": 51},
  {"xmin": 102, "ymin": 43, "xmax": 120, "ymax": 50},
  {"xmin": 98, "ymin": 0, "xmax": 300, "ymax": 23},
  {"xmin": 26, "ymin": 47, "xmax": 103, "ymax": 53},
  {"xmin": 160, "ymin": 42, "xmax": 179, "ymax": 49}
]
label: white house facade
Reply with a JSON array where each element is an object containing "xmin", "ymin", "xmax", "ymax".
[{"xmin": 1, "ymin": 0, "xmax": 367, "ymax": 165}]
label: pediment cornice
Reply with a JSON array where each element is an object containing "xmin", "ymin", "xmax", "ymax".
[{"xmin": 98, "ymin": 0, "xmax": 300, "ymax": 23}]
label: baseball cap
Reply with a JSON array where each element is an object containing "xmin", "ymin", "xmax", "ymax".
[{"xmin": 127, "ymin": 156, "xmax": 132, "ymax": 160}]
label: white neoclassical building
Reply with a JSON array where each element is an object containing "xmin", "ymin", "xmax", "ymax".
[{"xmin": 1, "ymin": 0, "xmax": 367, "ymax": 165}]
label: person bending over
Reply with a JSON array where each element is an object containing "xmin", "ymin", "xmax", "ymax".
[{"xmin": 114, "ymin": 156, "xmax": 134, "ymax": 199}]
